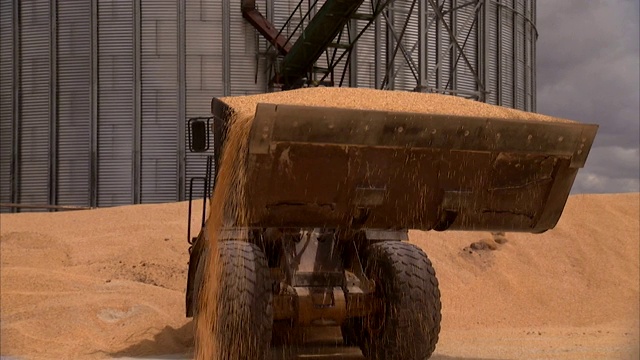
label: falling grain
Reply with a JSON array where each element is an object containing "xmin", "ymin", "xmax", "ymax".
[{"xmin": 194, "ymin": 111, "xmax": 254, "ymax": 360}]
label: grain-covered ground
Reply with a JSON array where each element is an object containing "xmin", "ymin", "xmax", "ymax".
[
  {"xmin": 0, "ymin": 88, "xmax": 633, "ymax": 359},
  {"xmin": 1, "ymin": 193, "xmax": 638, "ymax": 359}
]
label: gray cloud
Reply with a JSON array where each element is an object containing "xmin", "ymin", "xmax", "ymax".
[
  {"xmin": 573, "ymin": 146, "xmax": 640, "ymax": 193},
  {"xmin": 537, "ymin": 0, "xmax": 640, "ymax": 193},
  {"xmin": 573, "ymin": 172, "xmax": 639, "ymax": 193}
]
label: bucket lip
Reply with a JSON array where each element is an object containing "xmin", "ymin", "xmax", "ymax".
[{"xmin": 248, "ymin": 102, "xmax": 599, "ymax": 169}]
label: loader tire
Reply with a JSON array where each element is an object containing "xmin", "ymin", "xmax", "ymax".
[
  {"xmin": 360, "ymin": 241, "xmax": 441, "ymax": 360},
  {"xmin": 192, "ymin": 240, "xmax": 273, "ymax": 360}
]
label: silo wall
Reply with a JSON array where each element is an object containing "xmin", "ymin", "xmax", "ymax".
[{"xmin": 0, "ymin": 0, "xmax": 537, "ymax": 211}]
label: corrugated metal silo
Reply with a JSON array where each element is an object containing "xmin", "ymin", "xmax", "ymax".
[{"xmin": 0, "ymin": 0, "xmax": 537, "ymax": 211}]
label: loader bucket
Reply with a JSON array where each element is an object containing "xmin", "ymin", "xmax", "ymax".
[{"xmin": 227, "ymin": 101, "xmax": 597, "ymax": 233}]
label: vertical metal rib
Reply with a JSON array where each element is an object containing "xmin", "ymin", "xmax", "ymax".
[
  {"xmin": 496, "ymin": 1, "xmax": 502, "ymax": 105},
  {"xmin": 49, "ymin": 0, "xmax": 58, "ymax": 209},
  {"xmin": 417, "ymin": 0, "xmax": 426, "ymax": 89},
  {"xmin": 11, "ymin": 1, "xmax": 22, "ymax": 210},
  {"xmin": 222, "ymin": 0, "xmax": 231, "ymax": 96},
  {"xmin": 511, "ymin": 0, "xmax": 517, "ymax": 108},
  {"xmin": 89, "ymin": 0, "xmax": 98, "ymax": 207},
  {"xmin": 177, "ymin": 0, "xmax": 186, "ymax": 201},
  {"xmin": 479, "ymin": 0, "xmax": 488, "ymax": 102},
  {"xmin": 133, "ymin": 0, "xmax": 141, "ymax": 204}
]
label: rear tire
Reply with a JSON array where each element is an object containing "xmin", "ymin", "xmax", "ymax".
[
  {"xmin": 192, "ymin": 240, "xmax": 273, "ymax": 360},
  {"xmin": 359, "ymin": 241, "xmax": 442, "ymax": 360}
]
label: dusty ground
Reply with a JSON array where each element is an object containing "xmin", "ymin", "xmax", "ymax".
[{"xmin": 1, "ymin": 193, "xmax": 638, "ymax": 359}]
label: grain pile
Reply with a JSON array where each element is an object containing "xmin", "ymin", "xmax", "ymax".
[
  {"xmin": 0, "ymin": 194, "xmax": 638, "ymax": 359},
  {"xmin": 218, "ymin": 87, "xmax": 574, "ymax": 123},
  {"xmin": 1, "ymin": 88, "xmax": 636, "ymax": 360}
]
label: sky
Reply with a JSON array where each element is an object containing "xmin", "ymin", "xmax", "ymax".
[{"xmin": 536, "ymin": 0, "xmax": 640, "ymax": 193}]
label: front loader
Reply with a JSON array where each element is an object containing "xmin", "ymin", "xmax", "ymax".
[{"xmin": 183, "ymin": 93, "xmax": 598, "ymax": 359}]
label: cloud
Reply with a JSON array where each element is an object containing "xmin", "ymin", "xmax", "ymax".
[
  {"xmin": 573, "ymin": 171, "xmax": 640, "ymax": 194},
  {"xmin": 537, "ymin": 0, "xmax": 640, "ymax": 193},
  {"xmin": 572, "ymin": 146, "xmax": 640, "ymax": 193}
]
